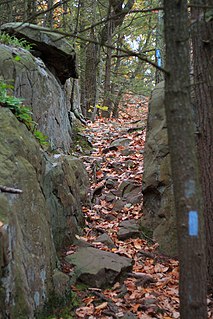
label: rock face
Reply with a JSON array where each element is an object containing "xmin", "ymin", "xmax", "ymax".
[
  {"xmin": 0, "ymin": 108, "xmax": 89, "ymax": 318},
  {"xmin": 0, "ymin": 23, "xmax": 78, "ymax": 84},
  {"xmin": 0, "ymin": 43, "xmax": 73, "ymax": 152},
  {"xmin": 0, "ymin": 109, "xmax": 56, "ymax": 318},
  {"xmin": 0, "ymin": 28, "xmax": 89, "ymax": 318},
  {"xmin": 43, "ymin": 154, "xmax": 89, "ymax": 250},
  {"xmin": 141, "ymin": 82, "xmax": 177, "ymax": 256}
]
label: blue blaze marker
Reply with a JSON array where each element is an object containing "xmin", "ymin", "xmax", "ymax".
[
  {"xmin": 188, "ymin": 211, "xmax": 198, "ymax": 236},
  {"xmin": 156, "ymin": 49, "xmax": 162, "ymax": 67}
]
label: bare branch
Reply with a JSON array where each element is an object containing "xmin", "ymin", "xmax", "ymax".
[
  {"xmin": 0, "ymin": 185, "xmax": 23, "ymax": 194},
  {"xmin": 36, "ymin": 28, "xmax": 168, "ymax": 74}
]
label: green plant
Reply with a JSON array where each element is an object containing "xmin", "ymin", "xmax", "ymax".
[
  {"xmin": 34, "ymin": 130, "xmax": 49, "ymax": 146},
  {"xmin": 37, "ymin": 291, "xmax": 80, "ymax": 319},
  {"xmin": 0, "ymin": 32, "xmax": 33, "ymax": 51},
  {"xmin": 0, "ymin": 81, "xmax": 48, "ymax": 146}
]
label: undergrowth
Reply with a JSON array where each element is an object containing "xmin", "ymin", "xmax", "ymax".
[
  {"xmin": 0, "ymin": 32, "xmax": 33, "ymax": 51},
  {"xmin": 37, "ymin": 291, "xmax": 80, "ymax": 319},
  {"xmin": 0, "ymin": 81, "xmax": 48, "ymax": 146}
]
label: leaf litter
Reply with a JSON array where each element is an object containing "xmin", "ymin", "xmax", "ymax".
[{"xmin": 60, "ymin": 95, "xmax": 213, "ymax": 319}]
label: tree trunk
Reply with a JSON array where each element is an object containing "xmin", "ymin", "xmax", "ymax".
[
  {"xmin": 84, "ymin": 29, "xmax": 98, "ymax": 118},
  {"xmin": 191, "ymin": 1, "xmax": 213, "ymax": 291},
  {"xmin": 164, "ymin": 0, "xmax": 207, "ymax": 318},
  {"xmin": 102, "ymin": 5, "xmax": 113, "ymax": 118},
  {"xmin": 46, "ymin": 0, "xmax": 54, "ymax": 28},
  {"xmin": 155, "ymin": 1, "xmax": 164, "ymax": 83}
]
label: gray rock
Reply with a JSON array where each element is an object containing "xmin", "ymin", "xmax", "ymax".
[
  {"xmin": 105, "ymin": 193, "xmax": 116, "ymax": 202},
  {"xmin": 118, "ymin": 220, "xmax": 140, "ymax": 240},
  {"xmin": 0, "ymin": 22, "xmax": 78, "ymax": 84},
  {"xmin": 0, "ymin": 109, "xmax": 56, "ymax": 318},
  {"xmin": 95, "ymin": 233, "xmax": 116, "ymax": 248},
  {"xmin": 53, "ymin": 270, "xmax": 70, "ymax": 298},
  {"xmin": 0, "ymin": 109, "xmax": 89, "ymax": 318},
  {"xmin": 0, "ymin": 43, "xmax": 72, "ymax": 152},
  {"xmin": 112, "ymin": 199, "xmax": 126, "ymax": 211},
  {"xmin": 121, "ymin": 148, "xmax": 134, "ymax": 156},
  {"xmin": 141, "ymin": 82, "xmax": 177, "ymax": 256},
  {"xmin": 122, "ymin": 312, "xmax": 137, "ymax": 319},
  {"xmin": 105, "ymin": 178, "xmax": 118, "ymax": 189},
  {"xmin": 66, "ymin": 247, "xmax": 133, "ymax": 288},
  {"xmin": 110, "ymin": 138, "xmax": 132, "ymax": 147},
  {"xmin": 0, "ymin": 33, "xmax": 88, "ymax": 318},
  {"xmin": 118, "ymin": 180, "xmax": 142, "ymax": 205},
  {"xmin": 43, "ymin": 154, "xmax": 89, "ymax": 250}
]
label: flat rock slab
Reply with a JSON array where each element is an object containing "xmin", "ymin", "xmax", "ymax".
[
  {"xmin": 0, "ymin": 22, "xmax": 78, "ymax": 83},
  {"xmin": 118, "ymin": 220, "xmax": 140, "ymax": 240},
  {"xmin": 110, "ymin": 138, "xmax": 132, "ymax": 147},
  {"xmin": 66, "ymin": 247, "xmax": 133, "ymax": 288}
]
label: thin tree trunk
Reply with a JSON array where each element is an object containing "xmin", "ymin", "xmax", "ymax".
[
  {"xmin": 84, "ymin": 29, "xmax": 98, "ymax": 118},
  {"xmin": 164, "ymin": 0, "xmax": 207, "ymax": 318},
  {"xmin": 155, "ymin": 0, "xmax": 164, "ymax": 83},
  {"xmin": 102, "ymin": 5, "xmax": 113, "ymax": 118}
]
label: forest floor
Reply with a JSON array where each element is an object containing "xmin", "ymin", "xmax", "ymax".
[{"xmin": 59, "ymin": 96, "xmax": 212, "ymax": 319}]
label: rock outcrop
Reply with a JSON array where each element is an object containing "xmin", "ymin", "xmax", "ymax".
[
  {"xmin": 0, "ymin": 108, "xmax": 89, "ymax": 318},
  {"xmin": 141, "ymin": 82, "xmax": 177, "ymax": 256},
  {"xmin": 43, "ymin": 154, "xmax": 89, "ymax": 250},
  {"xmin": 0, "ymin": 25, "xmax": 89, "ymax": 318},
  {"xmin": 0, "ymin": 22, "xmax": 78, "ymax": 84},
  {"xmin": 0, "ymin": 109, "xmax": 56, "ymax": 318},
  {"xmin": 0, "ymin": 42, "xmax": 73, "ymax": 152}
]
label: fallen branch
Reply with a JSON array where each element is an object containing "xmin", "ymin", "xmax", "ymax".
[{"xmin": 0, "ymin": 185, "xmax": 23, "ymax": 194}]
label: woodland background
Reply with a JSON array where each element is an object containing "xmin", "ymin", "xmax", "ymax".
[{"xmin": 0, "ymin": 1, "xmax": 213, "ymax": 319}]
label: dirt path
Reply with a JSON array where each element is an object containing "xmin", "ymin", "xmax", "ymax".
[{"xmin": 61, "ymin": 99, "xmax": 181, "ymax": 319}]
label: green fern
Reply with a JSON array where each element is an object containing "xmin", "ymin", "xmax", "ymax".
[
  {"xmin": 0, "ymin": 32, "xmax": 33, "ymax": 51},
  {"xmin": 0, "ymin": 81, "xmax": 48, "ymax": 146}
]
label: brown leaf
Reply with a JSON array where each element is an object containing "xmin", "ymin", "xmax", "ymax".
[{"xmin": 95, "ymin": 302, "xmax": 108, "ymax": 311}]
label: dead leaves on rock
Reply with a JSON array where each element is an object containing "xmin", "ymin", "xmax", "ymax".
[
  {"xmin": 61, "ymin": 100, "xmax": 212, "ymax": 318},
  {"xmin": 65, "ymin": 101, "xmax": 182, "ymax": 318}
]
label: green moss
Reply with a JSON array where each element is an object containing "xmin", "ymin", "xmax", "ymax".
[
  {"xmin": 139, "ymin": 225, "xmax": 154, "ymax": 242},
  {"xmin": 0, "ymin": 195, "xmax": 9, "ymax": 223},
  {"xmin": 75, "ymin": 283, "xmax": 88, "ymax": 291},
  {"xmin": 0, "ymin": 81, "xmax": 48, "ymax": 146},
  {"xmin": 37, "ymin": 291, "xmax": 80, "ymax": 319},
  {"xmin": 71, "ymin": 124, "xmax": 92, "ymax": 154}
]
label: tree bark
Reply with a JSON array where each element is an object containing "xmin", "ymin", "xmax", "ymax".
[
  {"xmin": 102, "ymin": 4, "xmax": 113, "ymax": 117},
  {"xmin": 164, "ymin": 0, "xmax": 207, "ymax": 318},
  {"xmin": 84, "ymin": 29, "xmax": 98, "ymax": 118},
  {"xmin": 191, "ymin": 0, "xmax": 213, "ymax": 291}
]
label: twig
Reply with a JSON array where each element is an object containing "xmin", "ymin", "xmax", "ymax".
[{"xmin": 0, "ymin": 185, "xmax": 23, "ymax": 194}]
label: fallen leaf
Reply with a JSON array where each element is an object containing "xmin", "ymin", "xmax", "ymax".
[
  {"xmin": 76, "ymin": 304, "xmax": 94, "ymax": 318},
  {"xmin": 95, "ymin": 302, "xmax": 108, "ymax": 311}
]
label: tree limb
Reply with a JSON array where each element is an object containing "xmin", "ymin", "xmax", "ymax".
[{"xmin": 0, "ymin": 185, "xmax": 23, "ymax": 194}]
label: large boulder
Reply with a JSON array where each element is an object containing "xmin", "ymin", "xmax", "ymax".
[
  {"xmin": 0, "ymin": 22, "xmax": 78, "ymax": 84},
  {"xmin": 43, "ymin": 154, "xmax": 89, "ymax": 250},
  {"xmin": 0, "ymin": 26, "xmax": 89, "ymax": 318},
  {"xmin": 0, "ymin": 43, "xmax": 73, "ymax": 152},
  {"xmin": 0, "ymin": 108, "xmax": 56, "ymax": 318},
  {"xmin": 0, "ymin": 108, "xmax": 89, "ymax": 317},
  {"xmin": 141, "ymin": 82, "xmax": 177, "ymax": 256},
  {"xmin": 66, "ymin": 247, "xmax": 133, "ymax": 288}
]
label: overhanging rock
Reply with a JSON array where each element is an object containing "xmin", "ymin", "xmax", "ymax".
[{"xmin": 0, "ymin": 22, "xmax": 78, "ymax": 84}]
